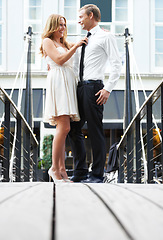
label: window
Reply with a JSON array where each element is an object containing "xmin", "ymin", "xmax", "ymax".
[
  {"xmin": 63, "ymin": 0, "xmax": 80, "ymax": 43},
  {"xmin": 64, "ymin": 0, "xmax": 131, "ymax": 54},
  {"xmin": 0, "ymin": 0, "xmax": 6, "ymax": 70},
  {"xmin": 80, "ymin": 0, "xmax": 112, "ymax": 33},
  {"xmin": 81, "ymin": 0, "xmax": 112, "ymax": 22},
  {"xmin": 115, "ymin": 0, "xmax": 128, "ymax": 22},
  {"xmin": 62, "ymin": 0, "xmax": 132, "ymax": 72},
  {"xmin": 63, "ymin": 0, "xmax": 112, "ymax": 42},
  {"xmin": 155, "ymin": 0, "xmax": 163, "ymax": 68},
  {"xmin": 24, "ymin": 0, "xmax": 42, "ymax": 70},
  {"xmin": 112, "ymin": 0, "xmax": 132, "ymax": 55}
]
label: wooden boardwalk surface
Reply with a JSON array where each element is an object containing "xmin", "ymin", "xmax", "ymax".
[
  {"xmin": 0, "ymin": 182, "xmax": 163, "ymax": 240},
  {"xmin": 0, "ymin": 182, "xmax": 53, "ymax": 240}
]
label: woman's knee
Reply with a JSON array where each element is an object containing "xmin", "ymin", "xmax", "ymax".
[
  {"xmin": 57, "ymin": 116, "xmax": 70, "ymax": 135},
  {"xmin": 64, "ymin": 124, "xmax": 70, "ymax": 134}
]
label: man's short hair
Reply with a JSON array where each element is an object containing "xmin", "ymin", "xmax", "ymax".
[{"xmin": 80, "ymin": 4, "xmax": 101, "ymax": 22}]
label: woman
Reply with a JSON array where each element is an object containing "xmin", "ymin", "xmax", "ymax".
[{"xmin": 40, "ymin": 14, "xmax": 87, "ymax": 183}]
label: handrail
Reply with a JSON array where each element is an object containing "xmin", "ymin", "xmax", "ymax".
[
  {"xmin": 118, "ymin": 80, "xmax": 163, "ymax": 149},
  {"xmin": 117, "ymin": 80, "xmax": 163, "ymax": 184},
  {"xmin": 0, "ymin": 87, "xmax": 38, "ymax": 182},
  {"xmin": 0, "ymin": 27, "xmax": 38, "ymax": 182},
  {"xmin": 0, "ymin": 87, "xmax": 38, "ymax": 145}
]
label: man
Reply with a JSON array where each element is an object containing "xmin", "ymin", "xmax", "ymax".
[{"xmin": 69, "ymin": 4, "xmax": 121, "ymax": 183}]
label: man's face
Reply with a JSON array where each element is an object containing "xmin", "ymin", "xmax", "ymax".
[{"xmin": 78, "ymin": 9, "xmax": 90, "ymax": 31}]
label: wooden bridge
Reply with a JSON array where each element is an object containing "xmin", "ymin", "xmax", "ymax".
[
  {"xmin": 0, "ymin": 182, "xmax": 163, "ymax": 240},
  {"xmin": 0, "ymin": 23, "xmax": 163, "ymax": 240}
]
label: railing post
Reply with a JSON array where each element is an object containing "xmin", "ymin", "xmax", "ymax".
[
  {"xmin": 23, "ymin": 26, "xmax": 33, "ymax": 181},
  {"xmin": 123, "ymin": 28, "xmax": 133, "ymax": 183},
  {"xmin": 3, "ymin": 98, "xmax": 10, "ymax": 182},
  {"xmin": 23, "ymin": 128, "xmax": 30, "ymax": 181},
  {"xmin": 146, "ymin": 99, "xmax": 153, "ymax": 183},
  {"xmin": 127, "ymin": 129, "xmax": 133, "ymax": 183},
  {"xmin": 33, "ymin": 144, "xmax": 38, "ymax": 181},
  {"xmin": 118, "ymin": 146, "xmax": 124, "ymax": 183},
  {"xmin": 0, "ymin": 87, "xmax": 38, "ymax": 183},
  {"xmin": 136, "ymin": 116, "xmax": 141, "ymax": 183},
  {"xmin": 24, "ymin": 26, "xmax": 33, "ymax": 129},
  {"xmin": 123, "ymin": 28, "xmax": 133, "ymax": 131},
  {"xmin": 15, "ymin": 115, "xmax": 21, "ymax": 182}
]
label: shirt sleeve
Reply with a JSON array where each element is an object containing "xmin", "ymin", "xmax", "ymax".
[{"xmin": 103, "ymin": 33, "xmax": 122, "ymax": 93}]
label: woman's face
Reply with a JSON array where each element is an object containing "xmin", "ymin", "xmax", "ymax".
[{"xmin": 54, "ymin": 18, "xmax": 66, "ymax": 39}]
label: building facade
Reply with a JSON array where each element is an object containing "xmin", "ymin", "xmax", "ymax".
[{"xmin": 0, "ymin": 0, "xmax": 163, "ymax": 161}]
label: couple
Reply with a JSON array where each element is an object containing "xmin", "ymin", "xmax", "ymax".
[{"xmin": 40, "ymin": 4, "xmax": 121, "ymax": 183}]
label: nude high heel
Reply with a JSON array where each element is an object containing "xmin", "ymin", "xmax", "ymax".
[
  {"xmin": 48, "ymin": 168, "xmax": 65, "ymax": 183},
  {"xmin": 60, "ymin": 171, "xmax": 73, "ymax": 182}
]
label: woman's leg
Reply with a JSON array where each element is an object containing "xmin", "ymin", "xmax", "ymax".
[
  {"xmin": 59, "ymin": 143, "xmax": 69, "ymax": 179},
  {"xmin": 51, "ymin": 115, "xmax": 70, "ymax": 180}
]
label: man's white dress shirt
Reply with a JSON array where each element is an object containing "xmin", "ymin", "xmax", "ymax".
[{"xmin": 75, "ymin": 25, "xmax": 122, "ymax": 93}]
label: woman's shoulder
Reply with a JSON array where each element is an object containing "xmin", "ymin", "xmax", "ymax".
[{"xmin": 43, "ymin": 38, "xmax": 53, "ymax": 44}]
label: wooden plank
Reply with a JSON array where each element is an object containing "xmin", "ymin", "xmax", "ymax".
[
  {"xmin": 87, "ymin": 183, "xmax": 163, "ymax": 240},
  {"xmin": 117, "ymin": 183, "xmax": 163, "ymax": 208},
  {"xmin": 55, "ymin": 183, "xmax": 131, "ymax": 240},
  {"xmin": 0, "ymin": 182, "xmax": 53, "ymax": 240},
  {"xmin": 2, "ymin": 182, "xmax": 163, "ymax": 240},
  {"xmin": 0, "ymin": 182, "xmax": 40, "ymax": 203}
]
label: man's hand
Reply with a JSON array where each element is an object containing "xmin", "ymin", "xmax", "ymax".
[{"xmin": 95, "ymin": 89, "xmax": 110, "ymax": 105}]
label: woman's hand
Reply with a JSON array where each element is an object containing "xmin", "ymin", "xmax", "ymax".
[
  {"xmin": 43, "ymin": 36, "xmax": 88, "ymax": 66},
  {"xmin": 75, "ymin": 37, "xmax": 88, "ymax": 48}
]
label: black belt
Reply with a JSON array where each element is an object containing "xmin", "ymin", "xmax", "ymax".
[{"xmin": 78, "ymin": 80, "xmax": 103, "ymax": 87}]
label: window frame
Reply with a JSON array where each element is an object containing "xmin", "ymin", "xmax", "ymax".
[
  {"xmin": 112, "ymin": 0, "xmax": 133, "ymax": 44},
  {"xmin": 110, "ymin": 0, "xmax": 133, "ymax": 73},
  {"xmin": 24, "ymin": 0, "xmax": 42, "ymax": 70},
  {"xmin": 151, "ymin": 0, "xmax": 163, "ymax": 73},
  {"xmin": 59, "ymin": 0, "xmax": 81, "ymax": 43},
  {"xmin": 0, "ymin": 0, "xmax": 6, "ymax": 71},
  {"xmin": 59, "ymin": 0, "xmax": 133, "ymax": 74}
]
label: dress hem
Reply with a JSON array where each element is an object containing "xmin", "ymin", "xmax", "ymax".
[{"xmin": 44, "ymin": 113, "xmax": 80, "ymax": 126}]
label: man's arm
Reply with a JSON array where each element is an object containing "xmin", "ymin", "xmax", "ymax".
[
  {"xmin": 96, "ymin": 33, "xmax": 121, "ymax": 105},
  {"xmin": 103, "ymin": 33, "xmax": 122, "ymax": 93}
]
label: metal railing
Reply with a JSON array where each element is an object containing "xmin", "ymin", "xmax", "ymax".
[
  {"xmin": 0, "ymin": 87, "xmax": 38, "ymax": 182},
  {"xmin": 118, "ymin": 81, "xmax": 163, "ymax": 183}
]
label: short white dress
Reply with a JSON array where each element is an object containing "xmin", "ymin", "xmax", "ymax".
[{"xmin": 44, "ymin": 47, "xmax": 80, "ymax": 126}]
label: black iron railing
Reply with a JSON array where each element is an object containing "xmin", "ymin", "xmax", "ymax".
[
  {"xmin": 118, "ymin": 81, "xmax": 163, "ymax": 183},
  {"xmin": 0, "ymin": 87, "xmax": 38, "ymax": 182}
]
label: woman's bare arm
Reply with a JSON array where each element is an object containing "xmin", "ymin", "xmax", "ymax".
[{"xmin": 43, "ymin": 37, "xmax": 87, "ymax": 65}]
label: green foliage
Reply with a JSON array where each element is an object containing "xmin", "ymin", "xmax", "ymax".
[
  {"xmin": 38, "ymin": 159, "xmax": 44, "ymax": 169},
  {"xmin": 41, "ymin": 134, "xmax": 53, "ymax": 169}
]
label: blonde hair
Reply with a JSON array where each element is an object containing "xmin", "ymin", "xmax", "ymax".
[
  {"xmin": 80, "ymin": 4, "xmax": 101, "ymax": 22},
  {"xmin": 40, "ymin": 14, "xmax": 70, "ymax": 56}
]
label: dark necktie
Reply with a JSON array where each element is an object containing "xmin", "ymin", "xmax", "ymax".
[{"xmin": 79, "ymin": 31, "xmax": 91, "ymax": 81}]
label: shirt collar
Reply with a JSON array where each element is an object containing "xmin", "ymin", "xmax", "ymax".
[{"xmin": 89, "ymin": 25, "xmax": 100, "ymax": 35}]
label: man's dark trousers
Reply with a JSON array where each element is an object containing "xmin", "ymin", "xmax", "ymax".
[{"xmin": 68, "ymin": 80, "xmax": 106, "ymax": 178}]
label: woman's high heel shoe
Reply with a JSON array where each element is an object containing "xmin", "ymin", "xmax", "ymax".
[
  {"xmin": 48, "ymin": 168, "xmax": 65, "ymax": 183},
  {"xmin": 62, "ymin": 178, "xmax": 72, "ymax": 182},
  {"xmin": 60, "ymin": 171, "xmax": 73, "ymax": 183}
]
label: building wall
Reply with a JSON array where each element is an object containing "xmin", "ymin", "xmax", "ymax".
[{"xmin": 0, "ymin": 0, "xmax": 162, "ymax": 79}]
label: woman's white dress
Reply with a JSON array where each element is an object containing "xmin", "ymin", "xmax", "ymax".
[{"xmin": 44, "ymin": 47, "xmax": 80, "ymax": 126}]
